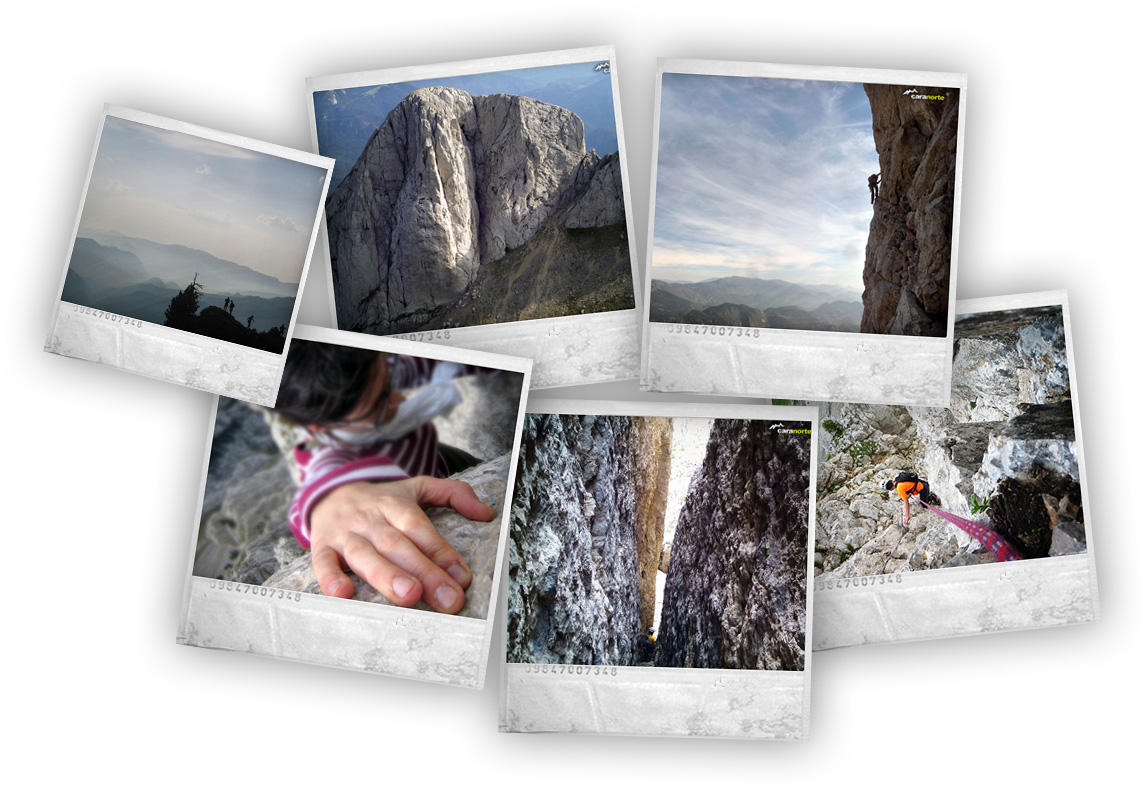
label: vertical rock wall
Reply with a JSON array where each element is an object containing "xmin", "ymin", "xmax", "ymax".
[
  {"xmin": 861, "ymin": 85, "xmax": 960, "ymax": 336},
  {"xmin": 506, "ymin": 414, "xmax": 671, "ymax": 665},
  {"xmin": 656, "ymin": 420, "xmax": 810, "ymax": 671}
]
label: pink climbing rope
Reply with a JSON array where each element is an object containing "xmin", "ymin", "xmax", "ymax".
[{"xmin": 920, "ymin": 500, "xmax": 1024, "ymax": 562}]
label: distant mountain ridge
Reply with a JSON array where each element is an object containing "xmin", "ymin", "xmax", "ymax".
[
  {"xmin": 83, "ymin": 230, "xmax": 299, "ymax": 298},
  {"xmin": 650, "ymin": 276, "xmax": 863, "ymax": 333},
  {"xmin": 62, "ymin": 237, "xmax": 295, "ymax": 333}
]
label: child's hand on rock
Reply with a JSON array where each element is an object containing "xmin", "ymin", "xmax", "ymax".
[{"xmin": 308, "ymin": 476, "xmax": 494, "ymax": 613}]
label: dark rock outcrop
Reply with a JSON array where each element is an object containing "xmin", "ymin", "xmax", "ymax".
[
  {"xmin": 326, "ymin": 87, "xmax": 633, "ymax": 334},
  {"xmin": 860, "ymin": 85, "xmax": 960, "ymax": 336},
  {"xmin": 655, "ymin": 420, "xmax": 810, "ymax": 671},
  {"xmin": 506, "ymin": 414, "xmax": 672, "ymax": 665}
]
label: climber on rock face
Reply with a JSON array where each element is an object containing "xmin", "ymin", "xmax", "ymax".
[
  {"xmin": 868, "ymin": 172, "xmax": 881, "ymax": 204},
  {"xmin": 884, "ymin": 471, "xmax": 938, "ymax": 526}
]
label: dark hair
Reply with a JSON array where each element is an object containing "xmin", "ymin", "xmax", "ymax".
[{"xmin": 274, "ymin": 339, "xmax": 382, "ymax": 426}]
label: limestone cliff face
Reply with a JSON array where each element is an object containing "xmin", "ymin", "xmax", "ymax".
[
  {"xmin": 506, "ymin": 414, "xmax": 671, "ymax": 665},
  {"xmin": 861, "ymin": 85, "xmax": 960, "ymax": 336},
  {"xmin": 655, "ymin": 420, "xmax": 810, "ymax": 671},
  {"xmin": 326, "ymin": 87, "xmax": 630, "ymax": 334}
]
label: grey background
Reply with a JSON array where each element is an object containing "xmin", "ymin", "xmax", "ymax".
[{"xmin": 12, "ymin": 2, "xmax": 1137, "ymax": 783}]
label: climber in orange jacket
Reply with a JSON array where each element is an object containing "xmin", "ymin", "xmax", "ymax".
[{"xmin": 884, "ymin": 471, "xmax": 938, "ymax": 526}]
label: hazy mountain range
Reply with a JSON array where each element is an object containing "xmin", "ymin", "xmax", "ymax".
[
  {"xmin": 61, "ymin": 234, "xmax": 297, "ymax": 333},
  {"xmin": 650, "ymin": 276, "xmax": 864, "ymax": 332}
]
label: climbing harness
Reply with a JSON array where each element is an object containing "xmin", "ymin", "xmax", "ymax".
[{"xmin": 920, "ymin": 500, "xmax": 1024, "ymax": 562}]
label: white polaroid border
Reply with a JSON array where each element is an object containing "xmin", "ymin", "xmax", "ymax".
[
  {"xmin": 306, "ymin": 46, "xmax": 642, "ymax": 389},
  {"xmin": 43, "ymin": 105, "xmax": 334, "ymax": 408},
  {"xmin": 499, "ymin": 399, "xmax": 816, "ymax": 739},
  {"xmin": 813, "ymin": 290, "xmax": 1099, "ymax": 650},
  {"xmin": 640, "ymin": 60, "xmax": 967, "ymax": 407},
  {"xmin": 177, "ymin": 324, "xmax": 533, "ymax": 689}
]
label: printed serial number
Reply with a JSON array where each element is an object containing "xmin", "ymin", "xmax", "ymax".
[
  {"xmin": 814, "ymin": 575, "xmax": 903, "ymax": 592},
  {"xmin": 521, "ymin": 664, "xmax": 618, "ymax": 676},
  {"xmin": 394, "ymin": 329, "xmax": 451, "ymax": 342},
  {"xmin": 667, "ymin": 325, "xmax": 761, "ymax": 338},
  {"xmin": 208, "ymin": 579, "xmax": 301, "ymax": 602}
]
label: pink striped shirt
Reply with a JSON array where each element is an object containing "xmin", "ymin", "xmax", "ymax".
[{"xmin": 287, "ymin": 355, "xmax": 461, "ymax": 548}]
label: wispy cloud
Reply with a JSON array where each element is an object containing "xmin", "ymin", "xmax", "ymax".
[
  {"xmin": 194, "ymin": 164, "xmax": 211, "ymax": 175},
  {"xmin": 652, "ymin": 74, "xmax": 879, "ymax": 288},
  {"xmin": 258, "ymin": 214, "xmax": 303, "ymax": 232}
]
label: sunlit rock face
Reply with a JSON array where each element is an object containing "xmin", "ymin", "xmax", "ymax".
[{"xmin": 326, "ymin": 88, "xmax": 628, "ymax": 334}]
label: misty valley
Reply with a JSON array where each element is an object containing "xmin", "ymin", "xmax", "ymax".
[{"xmin": 61, "ymin": 232, "xmax": 298, "ymax": 353}]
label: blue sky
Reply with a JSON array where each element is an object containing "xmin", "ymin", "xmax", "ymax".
[
  {"xmin": 652, "ymin": 74, "xmax": 879, "ymax": 289},
  {"xmin": 78, "ymin": 117, "xmax": 328, "ymax": 283}
]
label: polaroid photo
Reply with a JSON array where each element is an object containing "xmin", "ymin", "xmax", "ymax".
[
  {"xmin": 500, "ymin": 400, "xmax": 816, "ymax": 739},
  {"xmin": 44, "ymin": 106, "xmax": 334, "ymax": 407},
  {"xmin": 178, "ymin": 324, "xmax": 531, "ymax": 688},
  {"xmin": 811, "ymin": 291, "xmax": 1098, "ymax": 649},
  {"xmin": 641, "ymin": 60, "xmax": 966, "ymax": 407},
  {"xmin": 307, "ymin": 46, "xmax": 641, "ymax": 389}
]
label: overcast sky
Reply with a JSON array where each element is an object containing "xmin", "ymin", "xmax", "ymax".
[
  {"xmin": 77, "ymin": 117, "xmax": 328, "ymax": 283},
  {"xmin": 651, "ymin": 74, "xmax": 879, "ymax": 289}
]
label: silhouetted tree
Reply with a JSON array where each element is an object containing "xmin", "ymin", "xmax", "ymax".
[{"xmin": 164, "ymin": 273, "xmax": 203, "ymax": 330}]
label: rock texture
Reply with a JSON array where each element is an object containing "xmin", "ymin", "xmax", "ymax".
[
  {"xmin": 860, "ymin": 85, "xmax": 960, "ymax": 336},
  {"xmin": 655, "ymin": 420, "xmax": 810, "ymax": 671},
  {"xmin": 326, "ymin": 87, "xmax": 633, "ymax": 334},
  {"xmin": 815, "ymin": 304, "xmax": 1085, "ymax": 575},
  {"xmin": 506, "ymin": 415, "xmax": 672, "ymax": 665}
]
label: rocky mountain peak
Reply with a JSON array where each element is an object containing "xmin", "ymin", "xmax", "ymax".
[{"xmin": 326, "ymin": 88, "xmax": 624, "ymax": 334}]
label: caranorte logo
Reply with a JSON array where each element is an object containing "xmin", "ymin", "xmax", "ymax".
[
  {"xmin": 769, "ymin": 423, "xmax": 812, "ymax": 435},
  {"xmin": 904, "ymin": 87, "xmax": 946, "ymax": 101}
]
